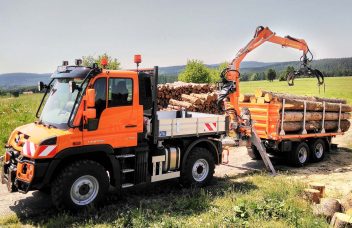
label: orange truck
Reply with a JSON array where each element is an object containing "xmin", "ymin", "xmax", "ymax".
[{"xmin": 1, "ymin": 61, "xmax": 231, "ymax": 211}]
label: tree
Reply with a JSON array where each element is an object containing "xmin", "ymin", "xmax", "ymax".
[
  {"xmin": 178, "ymin": 59, "xmax": 210, "ymax": 83},
  {"xmin": 209, "ymin": 62, "xmax": 229, "ymax": 83},
  {"xmin": 250, "ymin": 73, "xmax": 261, "ymax": 81},
  {"xmin": 82, "ymin": 53, "xmax": 121, "ymax": 70},
  {"xmin": 279, "ymin": 66, "xmax": 295, "ymax": 81},
  {"xmin": 266, "ymin": 68, "xmax": 277, "ymax": 82}
]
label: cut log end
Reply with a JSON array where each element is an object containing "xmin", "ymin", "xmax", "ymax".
[
  {"xmin": 309, "ymin": 182, "xmax": 326, "ymax": 198},
  {"xmin": 303, "ymin": 188, "xmax": 321, "ymax": 204},
  {"xmin": 330, "ymin": 212, "xmax": 352, "ymax": 228}
]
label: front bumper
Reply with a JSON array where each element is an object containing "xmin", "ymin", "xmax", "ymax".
[{"xmin": 1, "ymin": 149, "xmax": 50, "ymax": 194}]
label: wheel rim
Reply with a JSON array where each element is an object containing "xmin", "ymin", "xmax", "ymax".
[
  {"xmin": 70, "ymin": 175, "xmax": 99, "ymax": 206},
  {"xmin": 192, "ymin": 159, "xmax": 209, "ymax": 182},
  {"xmin": 298, "ymin": 147, "xmax": 308, "ymax": 164},
  {"xmin": 314, "ymin": 143, "xmax": 324, "ymax": 159}
]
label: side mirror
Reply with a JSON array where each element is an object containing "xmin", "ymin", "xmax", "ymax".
[
  {"xmin": 86, "ymin": 89, "xmax": 96, "ymax": 108},
  {"xmin": 38, "ymin": 81, "xmax": 46, "ymax": 92},
  {"xmin": 69, "ymin": 81, "xmax": 77, "ymax": 93}
]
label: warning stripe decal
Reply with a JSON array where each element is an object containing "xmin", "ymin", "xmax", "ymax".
[{"xmin": 203, "ymin": 122, "xmax": 217, "ymax": 132}]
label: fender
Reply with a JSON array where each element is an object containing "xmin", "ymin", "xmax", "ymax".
[
  {"xmin": 39, "ymin": 144, "xmax": 120, "ymax": 188},
  {"xmin": 181, "ymin": 138, "xmax": 221, "ymax": 168}
]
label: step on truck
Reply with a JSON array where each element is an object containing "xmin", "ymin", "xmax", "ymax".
[{"xmin": 2, "ymin": 59, "xmax": 248, "ymax": 211}]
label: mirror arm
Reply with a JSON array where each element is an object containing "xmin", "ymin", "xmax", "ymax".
[{"xmin": 35, "ymin": 79, "xmax": 54, "ymax": 118}]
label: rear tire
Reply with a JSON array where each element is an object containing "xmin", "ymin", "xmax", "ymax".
[
  {"xmin": 309, "ymin": 139, "xmax": 326, "ymax": 162},
  {"xmin": 181, "ymin": 147, "xmax": 215, "ymax": 187},
  {"xmin": 247, "ymin": 145, "xmax": 262, "ymax": 160},
  {"xmin": 51, "ymin": 160, "xmax": 109, "ymax": 211},
  {"xmin": 289, "ymin": 142, "xmax": 310, "ymax": 167}
]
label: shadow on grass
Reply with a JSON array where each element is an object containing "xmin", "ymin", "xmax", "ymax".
[{"xmin": 8, "ymin": 177, "xmax": 258, "ymax": 226}]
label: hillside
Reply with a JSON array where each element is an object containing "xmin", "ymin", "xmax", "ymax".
[{"xmin": 1, "ymin": 57, "xmax": 351, "ymax": 90}]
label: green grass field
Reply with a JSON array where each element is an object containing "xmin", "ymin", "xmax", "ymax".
[{"xmin": 0, "ymin": 77, "xmax": 351, "ymax": 227}]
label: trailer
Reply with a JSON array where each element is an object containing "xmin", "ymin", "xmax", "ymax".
[{"xmin": 240, "ymin": 102, "xmax": 346, "ymax": 166}]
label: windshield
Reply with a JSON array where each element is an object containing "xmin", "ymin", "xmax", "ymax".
[{"xmin": 40, "ymin": 78, "xmax": 85, "ymax": 129}]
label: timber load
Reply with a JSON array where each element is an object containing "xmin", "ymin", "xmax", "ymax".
[
  {"xmin": 157, "ymin": 82, "xmax": 220, "ymax": 114},
  {"xmin": 240, "ymin": 89, "xmax": 352, "ymax": 134}
]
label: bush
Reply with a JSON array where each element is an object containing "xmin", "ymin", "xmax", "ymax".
[{"xmin": 178, "ymin": 59, "xmax": 211, "ymax": 83}]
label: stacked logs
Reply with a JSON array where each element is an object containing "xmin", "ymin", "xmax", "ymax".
[
  {"xmin": 239, "ymin": 89, "xmax": 352, "ymax": 133},
  {"xmin": 157, "ymin": 82, "xmax": 220, "ymax": 114}
]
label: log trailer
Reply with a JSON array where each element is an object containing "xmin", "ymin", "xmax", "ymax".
[
  {"xmin": 218, "ymin": 26, "xmax": 349, "ymax": 166},
  {"xmin": 0, "ymin": 26, "xmax": 347, "ymax": 211}
]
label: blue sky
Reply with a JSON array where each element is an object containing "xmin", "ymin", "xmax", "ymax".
[{"xmin": 0, "ymin": 0, "xmax": 351, "ymax": 73}]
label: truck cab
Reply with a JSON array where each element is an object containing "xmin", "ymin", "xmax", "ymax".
[{"xmin": 1, "ymin": 60, "xmax": 224, "ymax": 211}]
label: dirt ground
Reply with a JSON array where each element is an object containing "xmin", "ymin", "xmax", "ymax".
[{"xmin": 0, "ymin": 124, "xmax": 351, "ymax": 218}]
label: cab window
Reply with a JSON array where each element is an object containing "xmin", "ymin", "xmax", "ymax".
[
  {"xmin": 93, "ymin": 78, "xmax": 107, "ymax": 118},
  {"xmin": 108, "ymin": 78, "xmax": 133, "ymax": 107}
]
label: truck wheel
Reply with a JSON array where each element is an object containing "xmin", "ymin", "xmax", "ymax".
[
  {"xmin": 309, "ymin": 139, "xmax": 326, "ymax": 162},
  {"xmin": 51, "ymin": 160, "xmax": 109, "ymax": 211},
  {"xmin": 247, "ymin": 145, "xmax": 262, "ymax": 160},
  {"xmin": 181, "ymin": 147, "xmax": 215, "ymax": 187},
  {"xmin": 289, "ymin": 142, "xmax": 310, "ymax": 167}
]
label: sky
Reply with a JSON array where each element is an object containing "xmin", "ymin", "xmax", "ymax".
[{"xmin": 0, "ymin": 0, "xmax": 351, "ymax": 74}]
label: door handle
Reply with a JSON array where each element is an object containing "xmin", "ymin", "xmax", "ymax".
[{"xmin": 125, "ymin": 124, "xmax": 137, "ymax": 128}]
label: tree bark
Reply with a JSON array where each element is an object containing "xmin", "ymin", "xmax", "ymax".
[
  {"xmin": 181, "ymin": 94, "xmax": 201, "ymax": 105},
  {"xmin": 239, "ymin": 93, "xmax": 253, "ymax": 102},
  {"xmin": 283, "ymin": 112, "xmax": 351, "ymax": 122},
  {"xmin": 282, "ymin": 120, "xmax": 350, "ymax": 132},
  {"xmin": 256, "ymin": 89, "xmax": 347, "ymax": 104}
]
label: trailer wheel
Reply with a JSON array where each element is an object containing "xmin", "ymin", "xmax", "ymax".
[
  {"xmin": 51, "ymin": 160, "xmax": 109, "ymax": 211},
  {"xmin": 289, "ymin": 142, "xmax": 310, "ymax": 167},
  {"xmin": 181, "ymin": 147, "xmax": 215, "ymax": 187},
  {"xmin": 309, "ymin": 139, "xmax": 326, "ymax": 162},
  {"xmin": 247, "ymin": 145, "xmax": 262, "ymax": 160}
]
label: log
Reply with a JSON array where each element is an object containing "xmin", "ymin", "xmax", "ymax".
[
  {"xmin": 181, "ymin": 94, "xmax": 201, "ymax": 105},
  {"xmin": 281, "ymin": 99, "xmax": 352, "ymax": 112},
  {"xmin": 313, "ymin": 198, "xmax": 341, "ymax": 220},
  {"xmin": 250, "ymin": 96, "xmax": 257, "ymax": 104},
  {"xmin": 256, "ymin": 89, "xmax": 347, "ymax": 104},
  {"xmin": 283, "ymin": 112, "xmax": 351, "ymax": 122},
  {"xmin": 239, "ymin": 93, "xmax": 253, "ymax": 103},
  {"xmin": 256, "ymin": 97, "xmax": 266, "ymax": 104},
  {"xmin": 330, "ymin": 213, "xmax": 352, "ymax": 228},
  {"xmin": 303, "ymin": 188, "xmax": 321, "ymax": 204},
  {"xmin": 309, "ymin": 182, "xmax": 326, "ymax": 198},
  {"xmin": 341, "ymin": 193, "xmax": 352, "ymax": 212},
  {"xmin": 282, "ymin": 120, "xmax": 350, "ymax": 132},
  {"xmin": 169, "ymin": 99, "xmax": 192, "ymax": 109}
]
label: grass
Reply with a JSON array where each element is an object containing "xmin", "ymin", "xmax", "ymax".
[
  {"xmin": 240, "ymin": 77, "xmax": 352, "ymax": 104},
  {"xmin": 0, "ymin": 174, "xmax": 329, "ymax": 227}
]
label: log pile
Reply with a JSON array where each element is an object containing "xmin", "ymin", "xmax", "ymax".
[
  {"xmin": 158, "ymin": 82, "xmax": 220, "ymax": 114},
  {"xmin": 239, "ymin": 89, "xmax": 352, "ymax": 134}
]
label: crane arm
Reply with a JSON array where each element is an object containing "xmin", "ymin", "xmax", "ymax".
[{"xmin": 219, "ymin": 26, "xmax": 322, "ymax": 113}]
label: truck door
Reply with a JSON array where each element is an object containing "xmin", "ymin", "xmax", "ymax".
[{"xmin": 83, "ymin": 76, "xmax": 139, "ymax": 148}]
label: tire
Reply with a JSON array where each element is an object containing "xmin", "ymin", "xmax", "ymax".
[
  {"xmin": 181, "ymin": 147, "xmax": 215, "ymax": 187},
  {"xmin": 289, "ymin": 142, "xmax": 310, "ymax": 167},
  {"xmin": 247, "ymin": 145, "xmax": 262, "ymax": 160},
  {"xmin": 309, "ymin": 139, "xmax": 326, "ymax": 162},
  {"xmin": 51, "ymin": 160, "xmax": 109, "ymax": 211}
]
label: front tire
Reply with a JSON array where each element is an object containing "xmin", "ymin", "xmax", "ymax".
[
  {"xmin": 51, "ymin": 160, "xmax": 109, "ymax": 211},
  {"xmin": 181, "ymin": 147, "xmax": 215, "ymax": 187},
  {"xmin": 309, "ymin": 139, "xmax": 326, "ymax": 162},
  {"xmin": 289, "ymin": 142, "xmax": 310, "ymax": 167}
]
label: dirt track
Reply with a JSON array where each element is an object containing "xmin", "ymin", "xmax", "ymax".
[{"xmin": 0, "ymin": 127, "xmax": 351, "ymax": 218}]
